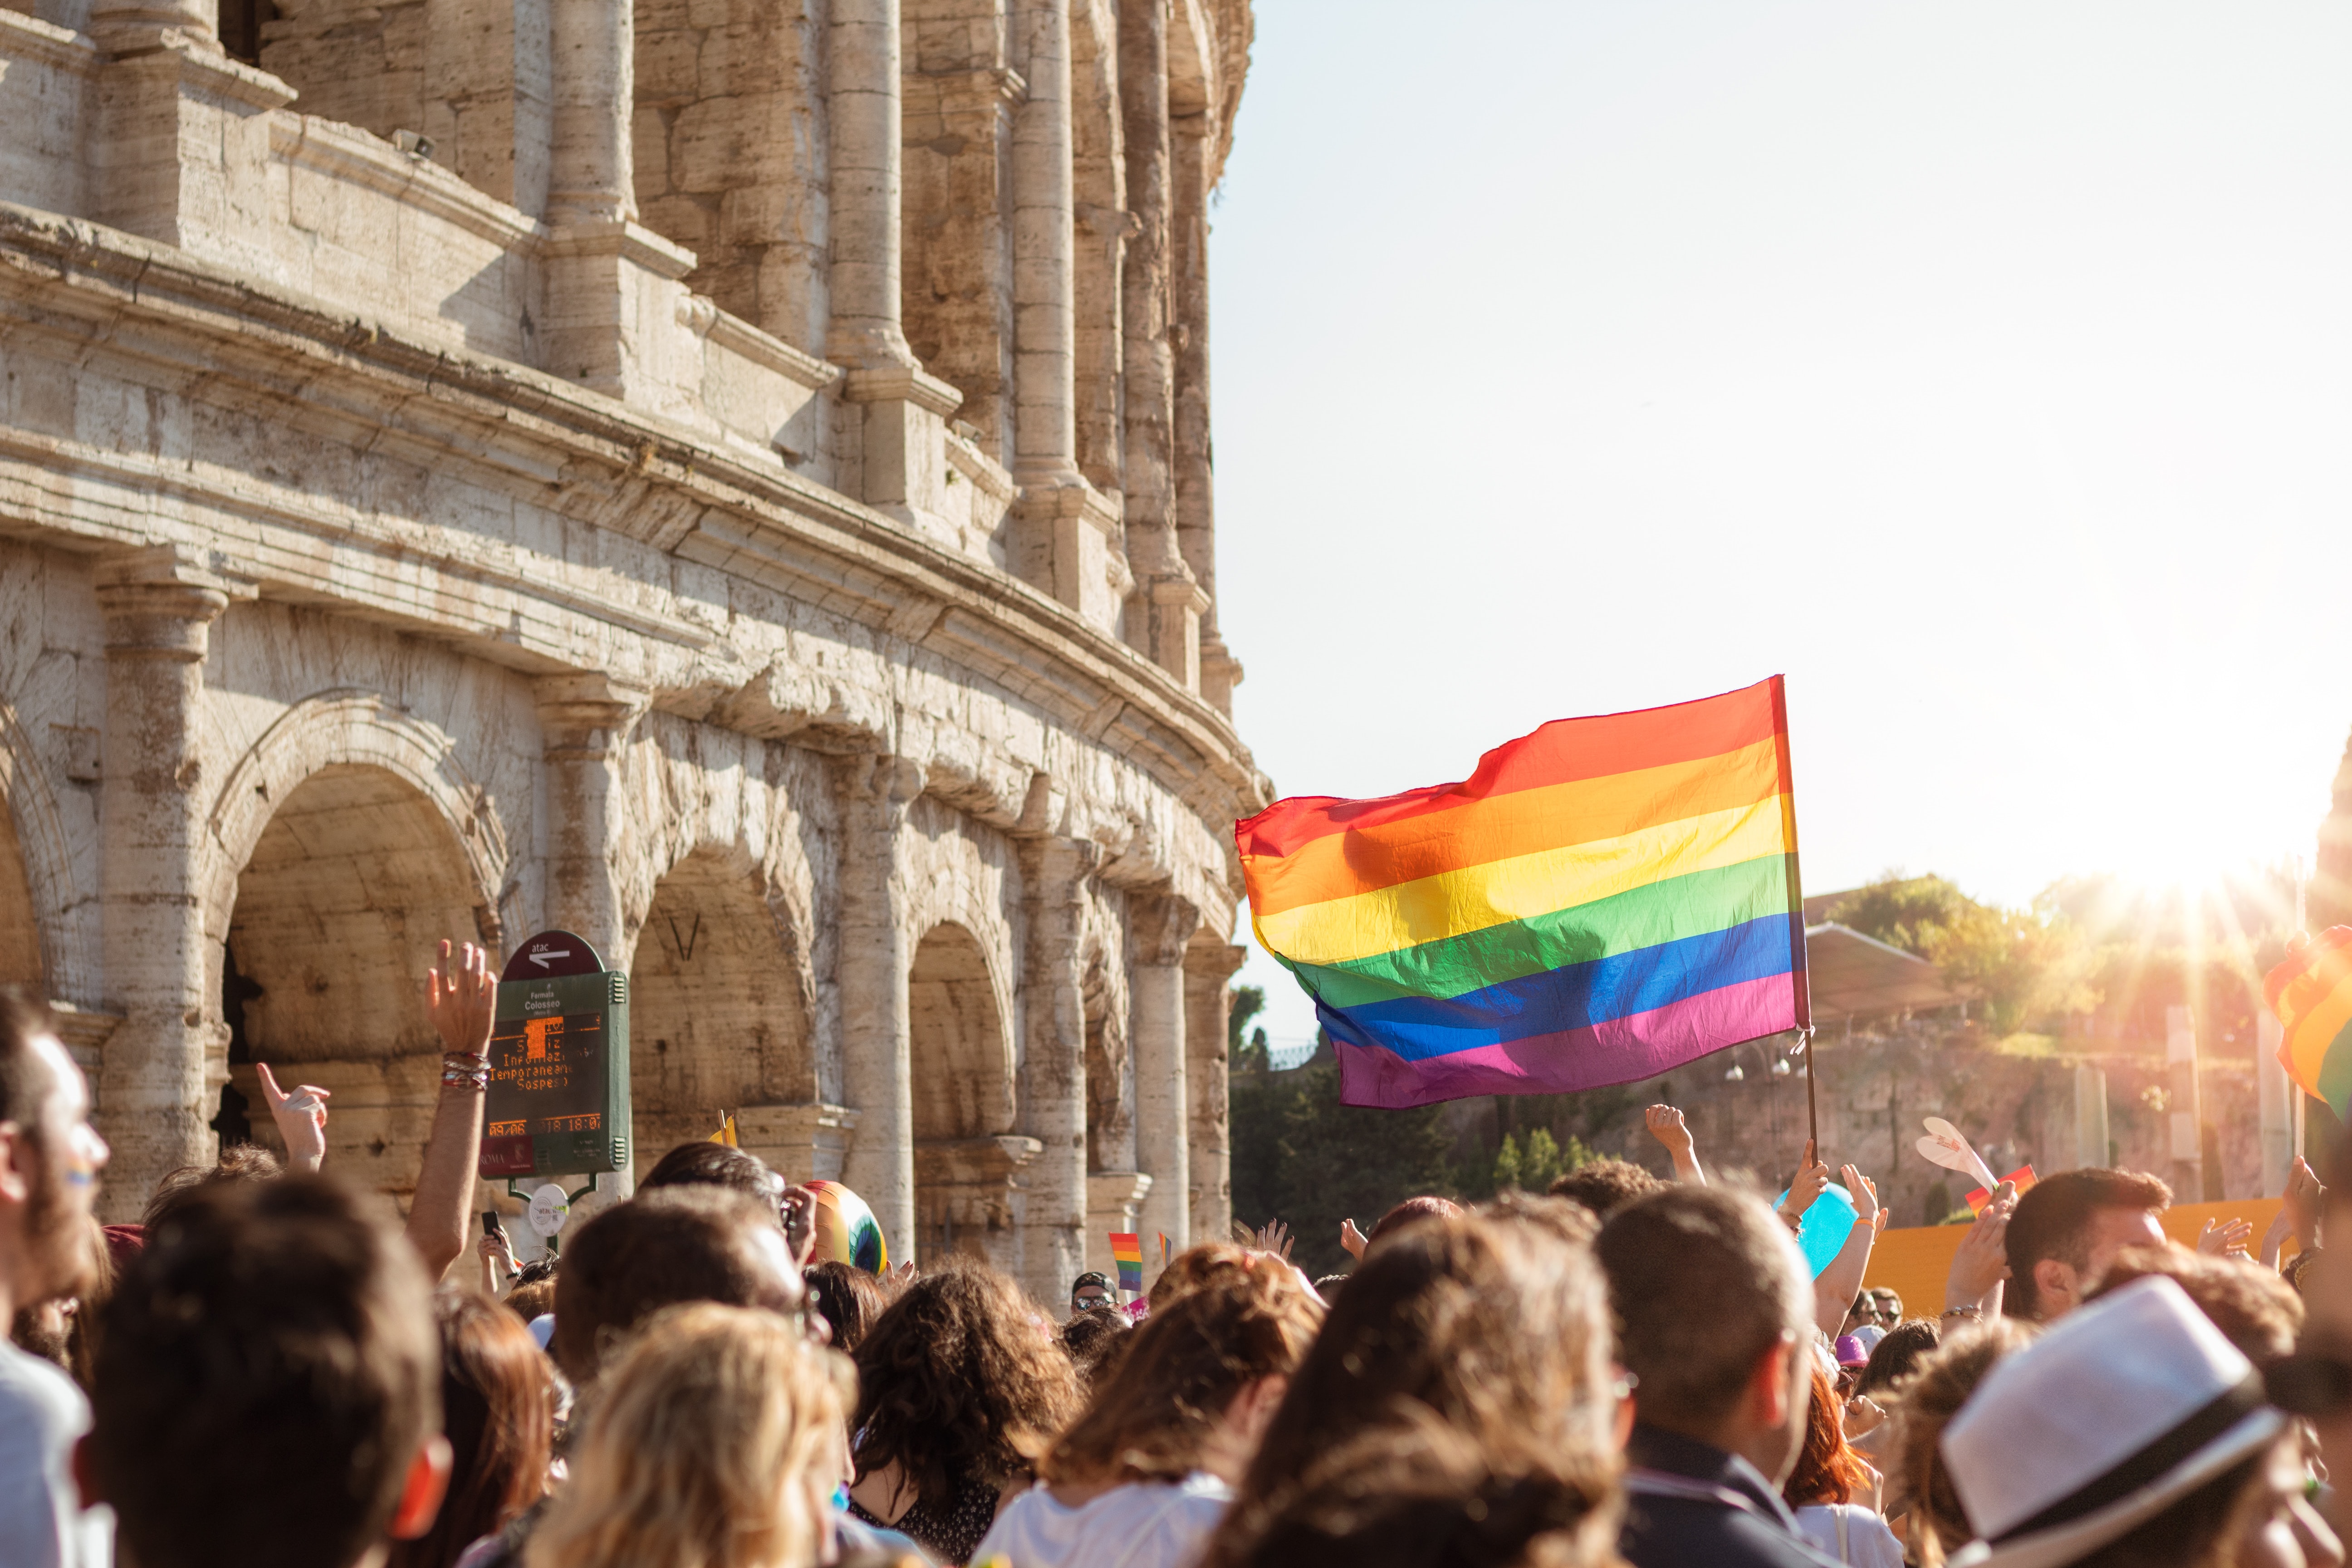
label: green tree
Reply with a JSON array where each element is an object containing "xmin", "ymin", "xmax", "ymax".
[
  {"xmin": 1228, "ymin": 1057, "xmax": 1455, "ymax": 1276},
  {"xmin": 1828, "ymin": 873, "xmax": 2088, "ymax": 1033}
]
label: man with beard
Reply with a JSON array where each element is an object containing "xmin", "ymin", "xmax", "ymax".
[{"xmin": 0, "ymin": 990, "xmax": 112, "ymax": 1566}]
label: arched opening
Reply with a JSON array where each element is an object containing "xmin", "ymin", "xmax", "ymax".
[
  {"xmin": 0, "ymin": 798, "xmax": 43, "ymax": 991},
  {"xmin": 907, "ymin": 921, "xmax": 1020, "ymax": 1268},
  {"xmin": 629, "ymin": 847, "xmax": 814, "ymax": 1174},
  {"xmin": 222, "ymin": 764, "xmax": 484, "ymax": 1199}
]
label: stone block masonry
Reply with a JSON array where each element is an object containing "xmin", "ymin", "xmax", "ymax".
[{"xmin": 0, "ymin": 0, "xmax": 1256, "ymax": 1307}]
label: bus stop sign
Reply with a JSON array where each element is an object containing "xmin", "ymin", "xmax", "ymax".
[{"xmin": 478, "ymin": 930, "xmax": 631, "ymax": 1179}]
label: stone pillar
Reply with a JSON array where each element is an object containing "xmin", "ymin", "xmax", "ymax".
[
  {"xmin": 534, "ymin": 674, "xmax": 648, "ymax": 1204},
  {"xmin": 1171, "ymin": 111, "xmax": 1237, "ymax": 712},
  {"xmin": 1115, "ymin": 0, "xmax": 1200, "ymax": 684},
  {"xmin": 828, "ymin": 0, "xmax": 916, "ymax": 371},
  {"xmin": 95, "ymin": 546, "xmax": 251, "ymax": 1221},
  {"xmin": 2165, "ymin": 1005, "xmax": 2204, "ymax": 1199},
  {"xmin": 545, "ymin": 0, "xmax": 632, "ymax": 229},
  {"xmin": 1011, "ymin": 0, "xmax": 1078, "ymax": 487},
  {"xmin": 1185, "ymin": 937, "xmax": 1245, "ymax": 1245},
  {"xmin": 2259, "ymin": 1012, "xmax": 2293, "ymax": 1196},
  {"xmin": 833, "ymin": 754, "xmax": 924, "ymax": 1259},
  {"xmin": 1130, "ymin": 891, "xmax": 1197, "ymax": 1250},
  {"xmin": 534, "ymin": 675, "xmax": 649, "ymax": 968},
  {"xmin": 1018, "ymin": 833, "xmax": 1097, "ymax": 1305}
]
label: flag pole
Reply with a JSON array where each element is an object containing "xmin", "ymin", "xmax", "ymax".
[{"xmin": 1801, "ymin": 1026, "xmax": 1818, "ymax": 1150}]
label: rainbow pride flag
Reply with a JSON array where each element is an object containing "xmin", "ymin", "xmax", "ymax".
[
  {"xmin": 1109, "ymin": 1233, "xmax": 1143, "ymax": 1293},
  {"xmin": 1236, "ymin": 678, "xmax": 1809, "ymax": 1108},
  {"xmin": 2266, "ymin": 927, "xmax": 2352, "ymax": 1115}
]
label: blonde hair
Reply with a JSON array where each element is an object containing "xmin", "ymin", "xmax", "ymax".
[{"xmin": 525, "ymin": 1303, "xmax": 847, "ymax": 1568}]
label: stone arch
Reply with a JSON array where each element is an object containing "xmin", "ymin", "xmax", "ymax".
[
  {"xmin": 0, "ymin": 700, "xmax": 92, "ymax": 1003},
  {"xmin": 629, "ymin": 841, "xmax": 818, "ymax": 1173},
  {"xmin": 202, "ymin": 692, "xmax": 510, "ymax": 1195},
  {"xmin": 908, "ymin": 920, "xmax": 1023, "ymax": 1268}
]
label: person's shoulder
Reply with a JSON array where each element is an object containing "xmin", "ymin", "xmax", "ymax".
[
  {"xmin": 1622, "ymin": 1496, "xmax": 1839, "ymax": 1568},
  {"xmin": 0, "ymin": 1343, "xmax": 88, "ymax": 1432}
]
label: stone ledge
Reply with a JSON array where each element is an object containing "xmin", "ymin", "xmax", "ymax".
[
  {"xmin": 271, "ymin": 115, "xmax": 550, "ymax": 254},
  {"xmin": 0, "ymin": 202, "xmax": 1264, "ymax": 817},
  {"xmin": 0, "ymin": 9, "xmax": 100, "ymax": 74}
]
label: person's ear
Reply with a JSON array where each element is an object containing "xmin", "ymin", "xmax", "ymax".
[
  {"xmin": 2032, "ymin": 1258, "xmax": 2076, "ymax": 1316},
  {"xmin": 1748, "ymin": 1332, "xmax": 1797, "ymax": 1428},
  {"xmin": 387, "ymin": 1434, "xmax": 453, "ymax": 1540},
  {"xmin": 70, "ymin": 1435, "xmax": 103, "ymax": 1511},
  {"xmin": 0, "ymin": 1122, "xmax": 30, "ymax": 1205}
]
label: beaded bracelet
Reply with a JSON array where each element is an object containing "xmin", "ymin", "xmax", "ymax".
[{"xmin": 441, "ymin": 1053, "xmax": 490, "ymax": 1090}]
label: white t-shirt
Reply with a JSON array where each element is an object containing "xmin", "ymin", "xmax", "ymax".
[
  {"xmin": 1792, "ymin": 1503, "xmax": 1902, "ymax": 1568},
  {"xmin": 0, "ymin": 1340, "xmax": 111, "ymax": 1568},
  {"xmin": 972, "ymin": 1473, "xmax": 1230, "ymax": 1568}
]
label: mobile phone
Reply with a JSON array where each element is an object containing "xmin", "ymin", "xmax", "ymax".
[{"xmin": 483, "ymin": 1210, "xmax": 506, "ymax": 1241}]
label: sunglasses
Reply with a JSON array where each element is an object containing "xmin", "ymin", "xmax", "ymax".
[
  {"xmin": 2266, "ymin": 1352, "xmax": 2352, "ymax": 1418},
  {"xmin": 1074, "ymin": 1291, "xmax": 1112, "ymax": 1309}
]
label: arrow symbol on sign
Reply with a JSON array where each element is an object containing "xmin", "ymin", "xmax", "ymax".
[{"xmin": 529, "ymin": 949, "xmax": 572, "ymax": 969}]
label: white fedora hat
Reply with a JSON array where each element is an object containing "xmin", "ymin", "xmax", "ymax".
[{"xmin": 1943, "ymin": 1274, "xmax": 2284, "ymax": 1568}]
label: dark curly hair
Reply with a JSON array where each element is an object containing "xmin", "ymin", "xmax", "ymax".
[
  {"xmin": 1546, "ymin": 1158, "xmax": 1662, "ymax": 1219},
  {"xmin": 851, "ymin": 1258, "xmax": 1082, "ymax": 1513}
]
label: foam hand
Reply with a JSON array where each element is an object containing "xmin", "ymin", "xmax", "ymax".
[{"xmin": 1917, "ymin": 1117, "xmax": 1999, "ymax": 1192}]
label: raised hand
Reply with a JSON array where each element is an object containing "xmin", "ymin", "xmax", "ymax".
[
  {"xmin": 1645, "ymin": 1104, "xmax": 1694, "ymax": 1155},
  {"xmin": 1779, "ymin": 1140, "xmax": 1830, "ymax": 1223},
  {"xmin": 426, "ymin": 939, "xmax": 495, "ymax": 1058},
  {"xmin": 1340, "ymin": 1218, "xmax": 1368, "ymax": 1260},
  {"xmin": 1945, "ymin": 1181, "xmax": 2016, "ymax": 1310},
  {"xmin": 1252, "ymin": 1220, "xmax": 1295, "ymax": 1263},
  {"xmin": 1840, "ymin": 1166, "xmax": 1880, "ymax": 1228},
  {"xmin": 255, "ymin": 1061, "xmax": 330, "ymax": 1173},
  {"xmin": 2197, "ymin": 1216, "xmax": 2255, "ymax": 1259}
]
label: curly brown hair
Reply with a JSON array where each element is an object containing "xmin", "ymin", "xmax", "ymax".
[
  {"xmin": 1891, "ymin": 1316, "xmax": 2038, "ymax": 1565},
  {"xmin": 851, "ymin": 1258, "xmax": 1082, "ymax": 1513},
  {"xmin": 1045, "ymin": 1255, "xmax": 1323, "ymax": 1486}
]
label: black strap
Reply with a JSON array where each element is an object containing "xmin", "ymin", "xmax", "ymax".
[{"xmin": 1989, "ymin": 1377, "xmax": 2265, "ymax": 1544}]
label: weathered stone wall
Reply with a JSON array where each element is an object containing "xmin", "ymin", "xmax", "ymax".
[{"xmin": 0, "ymin": 0, "xmax": 1256, "ymax": 1305}]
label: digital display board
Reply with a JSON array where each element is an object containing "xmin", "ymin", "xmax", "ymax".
[{"xmin": 478, "ymin": 930, "xmax": 631, "ymax": 1179}]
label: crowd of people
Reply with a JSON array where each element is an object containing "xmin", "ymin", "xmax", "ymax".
[{"xmin": 5, "ymin": 943, "xmax": 2352, "ymax": 1568}]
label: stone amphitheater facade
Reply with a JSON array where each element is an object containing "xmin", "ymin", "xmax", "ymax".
[{"xmin": 0, "ymin": 0, "xmax": 1260, "ymax": 1302}]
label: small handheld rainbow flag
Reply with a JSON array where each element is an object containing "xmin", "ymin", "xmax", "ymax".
[
  {"xmin": 1109, "ymin": 1233, "xmax": 1143, "ymax": 1294},
  {"xmin": 2266, "ymin": 928, "xmax": 2352, "ymax": 1115},
  {"xmin": 1237, "ymin": 679, "xmax": 1808, "ymax": 1109}
]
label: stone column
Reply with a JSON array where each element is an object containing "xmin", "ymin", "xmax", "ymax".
[
  {"xmin": 1011, "ymin": 0, "xmax": 1079, "ymax": 487},
  {"xmin": 95, "ymin": 546, "xmax": 251, "ymax": 1221},
  {"xmin": 1130, "ymin": 891, "xmax": 1198, "ymax": 1250},
  {"xmin": 534, "ymin": 674, "xmax": 648, "ymax": 1204},
  {"xmin": 833, "ymin": 753, "xmax": 924, "ymax": 1258},
  {"xmin": 1116, "ymin": 0, "xmax": 1202, "ymax": 685},
  {"xmin": 1017, "ymin": 833, "xmax": 1097, "ymax": 1305},
  {"xmin": 534, "ymin": 675, "xmax": 649, "ymax": 969},
  {"xmin": 545, "ymin": 0, "xmax": 633, "ymax": 228},
  {"xmin": 1171, "ymin": 111, "xmax": 1236, "ymax": 711},
  {"xmin": 828, "ymin": 0, "xmax": 916, "ymax": 371},
  {"xmin": 1185, "ymin": 937, "xmax": 1245, "ymax": 1245}
]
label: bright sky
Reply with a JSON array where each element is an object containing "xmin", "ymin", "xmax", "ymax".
[{"xmin": 1210, "ymin": 1, "xmax": 2352, "ymax": 1057}]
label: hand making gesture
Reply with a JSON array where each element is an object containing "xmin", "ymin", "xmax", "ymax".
[
  {"xmin": 1778, "ymin": 1140, "xmax": 1830, "ymax": 1229},
  {"xmin": 1644, "ymin": 1103, "xmax": 1706, "ymax": 1184},
  {"xmin": 255, "ymin": 1061, "xmax": 330, "ymax": 1173}
]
